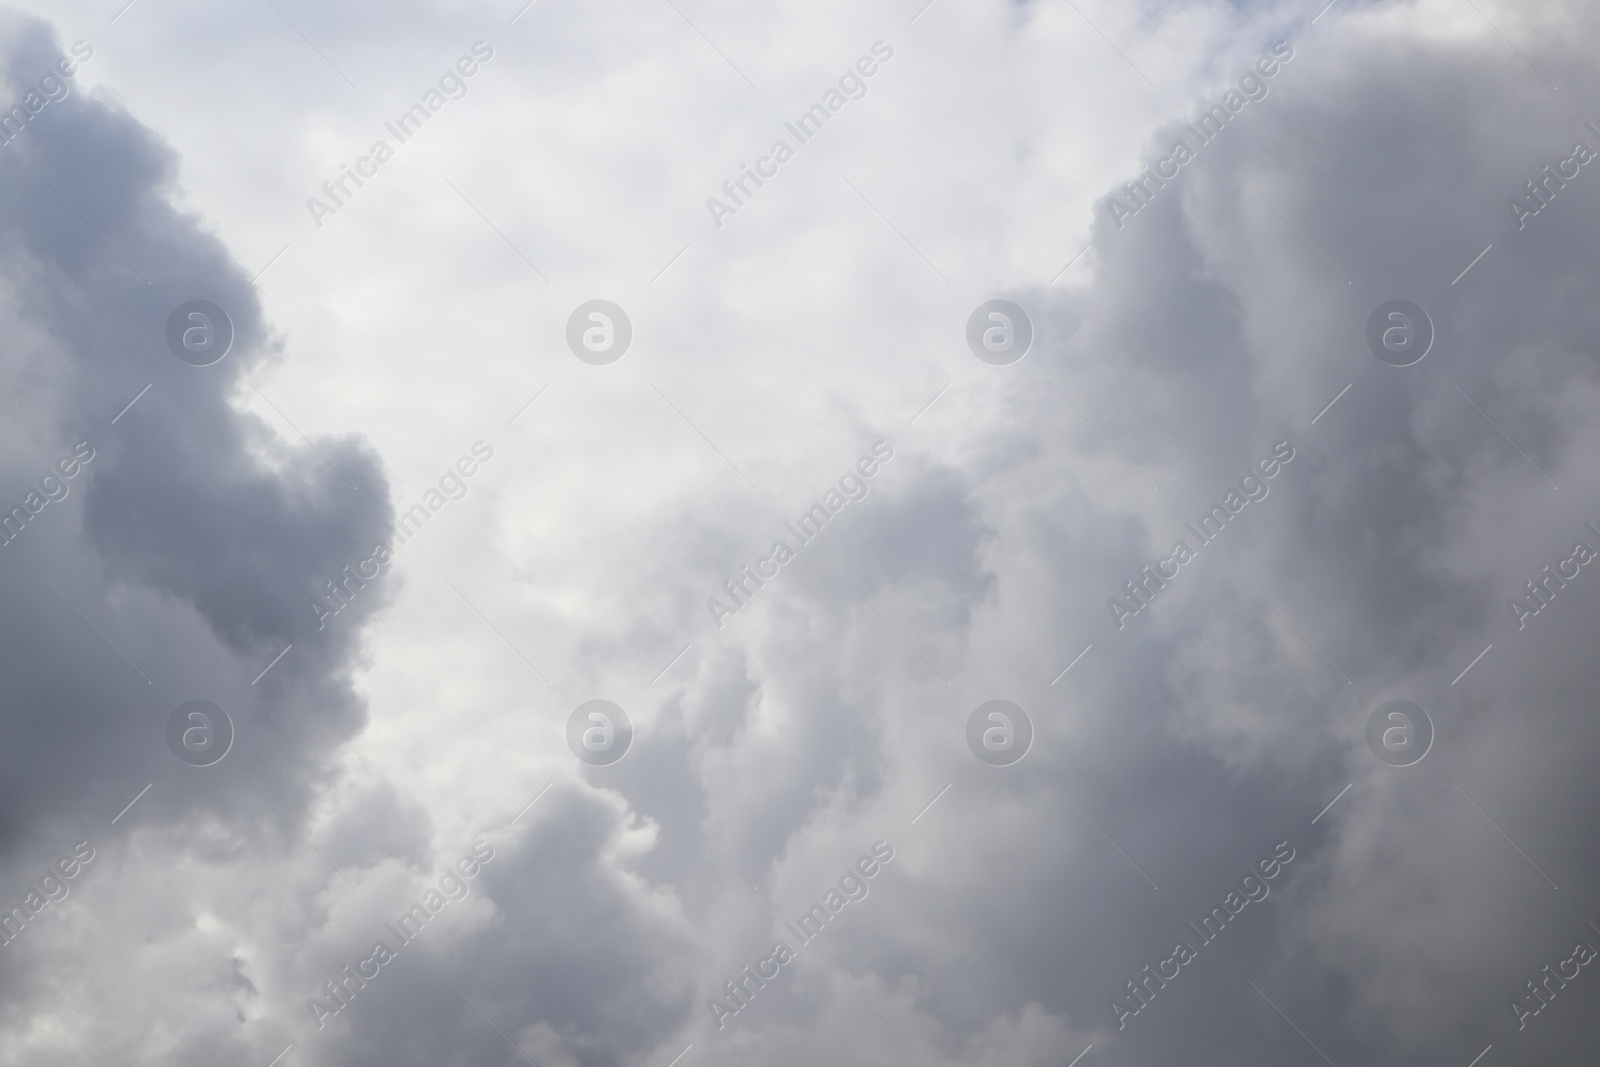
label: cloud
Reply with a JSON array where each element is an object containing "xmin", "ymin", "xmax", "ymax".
[
  {"xmin": 0, "ymin": 13, "xmax": 411, "ymax": 1063},
  {"xmin": 4, "ymin": 0, "xmax": 1600, "ymax": 1065}
]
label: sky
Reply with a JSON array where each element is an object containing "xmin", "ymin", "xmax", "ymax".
[{"xmin": 0, "ymin": 0, "xmax": 1598, "ymax": 1065}]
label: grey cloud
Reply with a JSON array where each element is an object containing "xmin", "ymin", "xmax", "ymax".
[
  {"xmin": 11, "ymin": 2, "xmax": 1600, "ymax": 1066},
  {"xmin": 0, "ymin": 14, "xmax": 410, "ymax": 1064}
]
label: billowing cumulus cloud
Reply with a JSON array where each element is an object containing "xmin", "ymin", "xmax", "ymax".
[{"xmin": 3, "ymin": 0, "xmax": 1600, "ymax": 1065}]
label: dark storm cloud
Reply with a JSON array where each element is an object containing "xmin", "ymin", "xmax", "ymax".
[
  {"xmin": 859, "ymin": 6, "xmax": 1600, "ymax": 1065},
  {"xmin": 295, "ymin": 784, "xmax": 698, "ymax": 1067},
  {"xmin": 0, "ymin": 10, "xmax": 398, "ymax": 1050},
  {"xmin": 10, "ymin": 1, "xmax": 1600, "ymax": 1066},
  {"xmin": 0, "ymin": 15, "xmax": 708, "ymax": 1065},
  {"xmin": 634, "ymin": 5, "xmax": 1600, "ymax": 1067}
]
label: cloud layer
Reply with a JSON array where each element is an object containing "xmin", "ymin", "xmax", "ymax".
[{"xmin": 3, "ymin": 1, "xmax": 1600, "ymax": 1065}]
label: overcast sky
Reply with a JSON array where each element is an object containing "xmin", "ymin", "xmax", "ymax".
[{"xmin": 1, "ymin": 0, "xmax": 1599, "ymax": 1065}]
